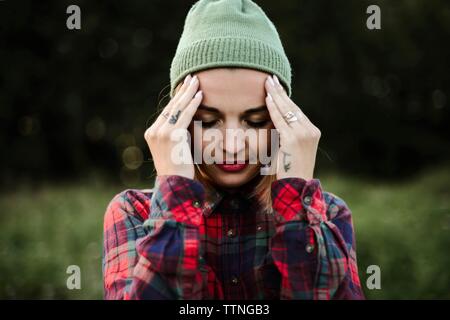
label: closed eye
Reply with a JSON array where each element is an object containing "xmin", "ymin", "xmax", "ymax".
[
  {"xmin": 245, "ymin": 120, "xmax": 270, "ymax": 128},
  {"xmin": 201, "ymin": 120, "xmax": 220, "ymax": 128},
  {"xmin": 198, "ymin": 119, "xmax": 270, "ymax": 128}
]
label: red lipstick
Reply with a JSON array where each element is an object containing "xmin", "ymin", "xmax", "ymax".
[{"xmin": 215, "ymin": 162, "xmax": 248, "ymax": 172}]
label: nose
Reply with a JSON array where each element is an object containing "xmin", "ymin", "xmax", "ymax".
[{"xmin": 220, "ymin": 127, "xmax": 247, "ymax": 161}]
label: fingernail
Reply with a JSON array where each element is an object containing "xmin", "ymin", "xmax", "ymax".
[
  {"xmin": 190, "ymin": 75, "xmax": 198, "ymax": 85},
  {"xmin": 184, "ymin": 74, "xmax": 192, "ymax": 84},
  {"xmin": 195, "ymin": 90, "xmax": 203, "ymax": 98},
  {"xmin": 273, "ymin": 75, "xmax": 280, "ymax": 85},
  {"xmin": 267, "ymin": 93, "xmax": 273, "ymax": 101},
  {"xmin": 267, "ymin": 76, "xmax": 275, "ymax": 86}
]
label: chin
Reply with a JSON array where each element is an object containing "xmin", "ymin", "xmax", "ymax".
[{"xmin": 203, "ymin": 165, "xmax": 259, "ymax": 189}]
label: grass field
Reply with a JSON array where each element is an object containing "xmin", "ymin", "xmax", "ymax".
[{"xmin": 1, "ymin": 165, "xmax": 449, "ymax": 299}]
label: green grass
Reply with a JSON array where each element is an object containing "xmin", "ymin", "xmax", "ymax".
[
  {"xmin": 324, "ymin": 165, "xmax": 450, "ymax": 299},
  {"xmin": 0, "ymin": 166, "xmax": 449, "ymax": 299}
]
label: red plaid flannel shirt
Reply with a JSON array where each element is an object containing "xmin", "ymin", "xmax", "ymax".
[{"xmin": 102, "ymin": 174, "xmax": 365, "ymax": 299}]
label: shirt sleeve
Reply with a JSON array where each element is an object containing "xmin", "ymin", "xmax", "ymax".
[
  {"xmin": 102, "ymin": 175, "xmax": 210, "ymax": 300},
  {"xmin": 269, "ymin": 177, "xmax": 365, "ymax": 300}
]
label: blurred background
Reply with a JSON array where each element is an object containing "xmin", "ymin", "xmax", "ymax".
[{"xmin": 0, "ymin": 0, "xmax": 449, "ymax": 299}]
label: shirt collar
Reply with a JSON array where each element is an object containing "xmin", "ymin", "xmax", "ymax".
[{"xmin": 202, "ymin": 174, "xmax": 263, "ymax": 218}]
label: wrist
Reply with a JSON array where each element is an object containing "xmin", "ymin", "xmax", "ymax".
[{"xmin": 276, "ymin": 169, "xmax": 314, "ymax": 181}]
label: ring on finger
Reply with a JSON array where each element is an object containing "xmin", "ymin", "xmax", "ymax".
[
  {"xmin": 162, "ymin": 111, "xmax": 170, "ymax": 119},
  {"xmin": 283, "ymin": 111, "xmax": 298, "ymax": 123}
]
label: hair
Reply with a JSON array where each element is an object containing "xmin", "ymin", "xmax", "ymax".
[{"xmin": 153, "ymin": 78, "xmax": 277, "ymax": 214}]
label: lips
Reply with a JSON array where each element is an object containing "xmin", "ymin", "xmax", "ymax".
[{"xmin": 215, "ymin": 161, "xmax": 249, "ymax": 172}]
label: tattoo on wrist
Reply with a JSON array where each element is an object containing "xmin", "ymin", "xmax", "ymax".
[{"xmin": 282, "ymin": 151, "xmax": 291, "ymax": 172}]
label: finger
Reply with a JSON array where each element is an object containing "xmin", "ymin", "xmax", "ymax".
[
  {"xmin": 176, "ymin": 90, "xmax": 203, "ymax": 128},
  {"xmin": 265, "ymin": 92, "xmax": 290, "ymax": 134},
  {"xmin": 265, "ymin": 76, "xmax": 301, "ymax": 133},
  {"xmin": 169, "ymin": 74, "xmax": 193, "ymax": 108},
  {"xmin": 271, "ymin": 75, "xmax": 311, "ymax": 127},
  {"xmin": 161, "ymin": 76, "xmax": 199, "ymax": 128},
  {"xmin": 152, "ymin": 107, "xmax": 171, "ymax": 129},
  {"xmin": 265, "ymin": 75, "xmax": 292, "ymax": 116},
  {"xmin": 274, "ymin": 75, "xmax": 311, "ymax": 122},
  {"xmin": 265, "ymin": 76, "xmax": 304, "ymax": 131},
  {"xmin": 173, "ymin": 75, "xmax": 200, "ymax": 114},
  {"xmin": 273, "ymin": 75, "xmax": 295, "ymax": 108},
  {"xmin": 160, "ymin": 75, "xmax": 200, "ymax": 129},
  {"xmin": 157, "ymin": 74, "xmax": 197, "ymax": 129},
  {"xmin": 152, "ymin": 74, "xmax": 193, "ymax": 129}
]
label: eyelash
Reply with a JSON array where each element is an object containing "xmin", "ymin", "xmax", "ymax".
[
  {"xmin": 246, "ymin": 120, "xmax": 270, "ymax": 128},
  {"xmin": 201, "ymin": 120, "xmax": 219, "ymax": 128},
  {"xmin": 201, "ymin": 120, "xmax": 269, "ymax": 128}
]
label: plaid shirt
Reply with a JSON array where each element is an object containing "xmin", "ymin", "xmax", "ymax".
[{"xmin": 102, "ymin": 175, "xmax": 364, "ymax": 300}]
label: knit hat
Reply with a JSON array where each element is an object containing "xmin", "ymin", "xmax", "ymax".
[{"xmin": 169, "ymin": 0, "xmax": 292, "ymax": 98}]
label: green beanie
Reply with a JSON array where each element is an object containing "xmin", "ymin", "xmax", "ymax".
[{"xmin": 169, "ymin": 0, "xmax": 292, "ymax": 98}]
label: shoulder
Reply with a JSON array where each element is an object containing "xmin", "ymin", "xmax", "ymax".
[{"xmin": 104, "ymin": 188, "xmax": 154, "ymax": 224}]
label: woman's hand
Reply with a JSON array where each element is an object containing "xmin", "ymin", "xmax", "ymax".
[
  {"xmin": 264, "ymin": 75, "xmax": 321, "ymax": 181},
  {"xmin": 145, "ymin": 74, "xmax": 203, "ymax": 179}
]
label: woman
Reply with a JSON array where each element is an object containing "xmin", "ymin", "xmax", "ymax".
[{"xmin": 102, "ymin": 0, "xmax": 365, "ymax": 300}]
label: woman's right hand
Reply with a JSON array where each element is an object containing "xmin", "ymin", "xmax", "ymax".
[{"xmin": 145, "ymin": 74, "xmax": 203, "ymax": 179}]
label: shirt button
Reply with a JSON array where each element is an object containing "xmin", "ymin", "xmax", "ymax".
[
  {"xmin": 227, "ymin": 228, "xmax": 235, "ymax": 238},
  {"xmin": 230, "ymin": 199, "xmax": 239, "ymax": 210},
  {"xmin": 305, "ymin": 243, "xmax": 315, "ymax": 253},
  {"xmin": 231, "ymin": 276, "xmax": 239, "ymax": 285},
  {"xmin": 256, "ymin": 225, "xmax": 263, "ymax": 232},
  {"xmin": 192, "ymin": 200, "xmax": 202, "ymax": 208},
  {"xmin": 303, "ymin": 196, "xmax": 312, "ymax": 206}
]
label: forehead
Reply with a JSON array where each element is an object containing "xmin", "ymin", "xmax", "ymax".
[{"xmin": 195, "ymin": 68, "xmax": 268, "ymax": 114}]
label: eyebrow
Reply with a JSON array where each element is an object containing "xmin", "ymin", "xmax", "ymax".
[{"xmin": 198, "ymin": 104, "xmax": 267, "ymax": 115}]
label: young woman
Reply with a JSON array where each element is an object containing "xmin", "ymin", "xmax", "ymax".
[{"xmin": 102, "ymin": 0, "xmax": 365, "ymax": 300}]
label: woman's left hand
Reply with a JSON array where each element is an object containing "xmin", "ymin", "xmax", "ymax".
[{"xmin": 265, "ymin": 75, "xmax": 321, "ymax": 181}]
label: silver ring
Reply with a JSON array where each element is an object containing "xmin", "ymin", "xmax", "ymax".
[
  {"xmin": 283, "ymin": 111, "xmax": 298, "ymax": 123},
  {"xmin": 162, "ymin": 111, "xmax": 170, "ymax": 119}
]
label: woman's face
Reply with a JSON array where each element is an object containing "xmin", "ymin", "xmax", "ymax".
[{"xmin": 186, "ymin": 68, "xmax": 275, "ymax": 189}]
